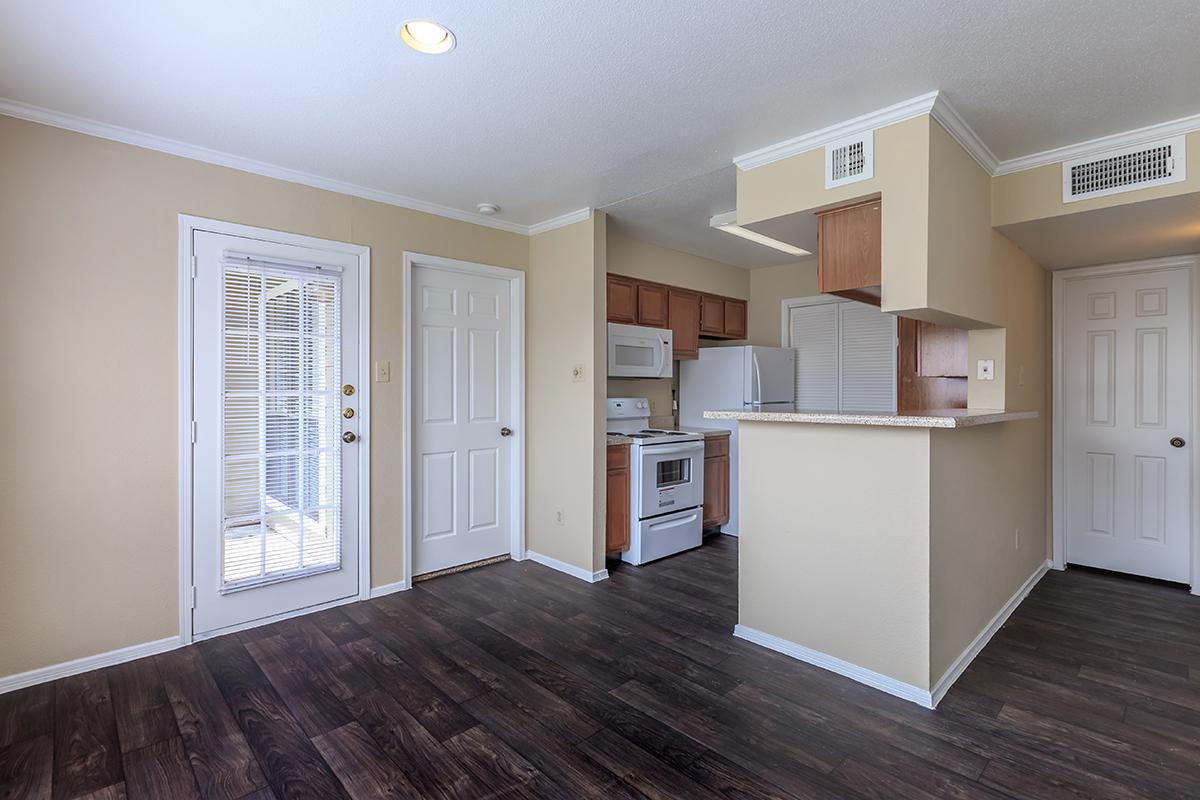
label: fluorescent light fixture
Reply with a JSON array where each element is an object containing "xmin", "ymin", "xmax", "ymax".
[
  {"xmin": 709, "ymin": 211, "xmax": 810, "ymax": 256},
  {"xmin": 399, "ymin": 20, "xmax": 456, "ymax": 54}
]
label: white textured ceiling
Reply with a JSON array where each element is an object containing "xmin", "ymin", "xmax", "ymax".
[{"xmin": 2, "ymin": 0, "xmax": 1199, "ymax": 263}]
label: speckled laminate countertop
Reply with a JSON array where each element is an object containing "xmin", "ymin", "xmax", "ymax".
[{"xmin": 702, "ymin": 408, "xmax": 1038, "ymax": 429}]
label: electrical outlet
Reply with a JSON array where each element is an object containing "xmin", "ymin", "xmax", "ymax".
[
  {"xmin": 570, "ymin": 364, "xmax": 585, "ymax": 383},
  {"xmin": 554, "ymin": 507, "xmax": 565, "ymax": 526},
  {"xmin": 977, "ymin": 359, "xmax": 995, "ymax": 381},
  {"xmin": 374, "ymin": 360, "xmax": 391, "ymax": 383}
]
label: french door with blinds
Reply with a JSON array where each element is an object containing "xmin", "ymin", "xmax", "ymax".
[
  {"xmin": 786, "ymin": 296, "xmax": 897, "ymax": 413},
  {"xmin": 191, "ymin": 228, "xmax": 363, "ymax": 637}
]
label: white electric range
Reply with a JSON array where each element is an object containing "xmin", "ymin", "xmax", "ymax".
[{"xmin": 607, "ymin": 397, "xmax": 705, "ymax": 565}]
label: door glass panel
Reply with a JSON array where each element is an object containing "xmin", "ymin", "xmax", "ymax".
[
  {"xmin": 220, "ymin": 264, "xmax": 342, "ymax": 591},
  {"xmin": 657, "ymin": 458, "xmax": 690, "ymax": 488}
]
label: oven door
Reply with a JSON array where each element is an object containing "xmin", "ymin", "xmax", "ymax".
[
  {"xmin": 638, "ymin": 440, "xmax": 704, "ymax": 517},
  {"xmin": 608, "ymin": 323, "xmax": 672, "ymax": 378}
]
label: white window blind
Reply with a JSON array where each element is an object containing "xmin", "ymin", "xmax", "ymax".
[
  {"xmin": 221, "ymin": 257, "xmax": 343, "ymax": 592},
  {"xmin": 787, "ymin": 299, "xmax": 896, "ymax": 413},
  {"xmin": 790, "ymin": 303, "xmax": 839, "ymax": 411}
]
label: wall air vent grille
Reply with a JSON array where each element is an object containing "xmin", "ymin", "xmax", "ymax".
[
  {"xmin": 825, "ymin": 131, "xmax": 874, "ymax": 189},
  {"xmin": 1062, "ymin": 136, "xmax": 1186, "ymax": 203}
]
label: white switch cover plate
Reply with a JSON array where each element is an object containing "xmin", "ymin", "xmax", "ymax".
[
  {"xmin": 375, "ymin": 360, "xmax": 391, "ymax": 383},
  {"xmin": 977, "ymin": 359, "xmax": 995, "ymax": 380}
]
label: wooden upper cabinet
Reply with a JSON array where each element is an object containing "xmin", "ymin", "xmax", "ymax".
[
  {"xmin": 700, "ymin": 295, "xmax": 725, "ymax": 335},
  {"xmin": 636, "ymin": 283, "xmax": 669, "ymax": 328},
  {"xmin": 607, "ymin": 275, "xmax": 637, "ymax": 324},
  {"xmin": 668, "ymin": 289, "xmax": 701, "ymax": 360},
  {"xmin": 817, "ymin": 198, "xmax": 882, "ymax": 302},
  {"xmin": 723, "ymin": 299, "xmax": 747, "ymax": 339}
]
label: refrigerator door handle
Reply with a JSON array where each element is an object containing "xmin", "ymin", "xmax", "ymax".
[{"xmin": 751, "ymin": 351, "xmax": 763, "ymax": 404}]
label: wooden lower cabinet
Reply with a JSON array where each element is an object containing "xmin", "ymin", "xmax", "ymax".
[
  {"xmin": 702, "ymin": 435, "xmax": 730, "ymax": 529},
  {"xmin": 606, "ymin": 444, "xmax": 631, "ymax": 554}
]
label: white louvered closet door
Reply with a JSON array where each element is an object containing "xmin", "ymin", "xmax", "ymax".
[
  {"xmin": 788, "ymin": 299, "xmax": 896, "ymax": 413},
  {"xmin": 192, "ymin": 230, "xmax": 361, "ymax": 637}
]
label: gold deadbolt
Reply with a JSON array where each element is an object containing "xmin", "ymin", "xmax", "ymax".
[
  {"xmin": 342, "ymin": 384, "xmax": 356, "ymax": 396},
  {"xmin": 343, "ymin": 431, "xmax": 358, "ymax": 443},
  {"xmin": 343, "ymin": 408, "xmax": 355, "ymax": 419}
]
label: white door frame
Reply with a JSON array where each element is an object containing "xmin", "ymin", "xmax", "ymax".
[
  {"xmin": 1051, "ymin": 254, "xmax": 1199, "ymax": 594},
  {"xmin": 402, "ymin": 253, "xmax": 526, "ymax": 588},
  {"xmin": 177, "ymin": 215, "xmax": 372, "ymax": 644}
]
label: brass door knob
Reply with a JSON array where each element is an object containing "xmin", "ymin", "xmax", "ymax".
[
  {"xmin": 1170, "ymin": 436, "xmax": 1186, "ymax": 448},
  {"xmin": 500, "ymin": 427, "xmax": 513, "ymax": 437},
  {"xmin": 343, "ymin": 408, "xmax": 355, "ymax": 419},
  {"xmin": 342, "ymin": 384, "xmax": 355, "ymax": 396},
  {"xmin": 343, "ymin": 431, "xmax": 358, "ymax": 443}
]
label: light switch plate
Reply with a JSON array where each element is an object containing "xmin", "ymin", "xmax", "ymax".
[
  {"xmin": 977, "ymin": 359, "xmax": 995, "ymax": 381},
  {"xmin": 375, "ymin": 360, "xmax": 391, "ymax": 383}
]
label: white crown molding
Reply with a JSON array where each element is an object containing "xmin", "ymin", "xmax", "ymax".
[
  {"xmin": 0, "ymin": 637, "xmax": 180, "ymax": 695},
  {"xmin": 995, "ymin": 110, "xmax": 1200, "ymax": 176},
  {"xmin": 528, "ymin": 207, "xmax": 593, "ymax": 235},
  {"xmin": 733, "ymin": 91, "xmax": 940, "ymax": 171},
  {"xmin": 930, "ymin": 94, "xmax": 1000, "ymax": 175},
  {"xmin": 0, "ymin": 96, "xmax": 590, "ymax": 237}
]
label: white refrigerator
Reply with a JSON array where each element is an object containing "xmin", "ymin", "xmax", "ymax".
[{"xmin": 679, "ymin": 346, "xmax": 796, "ymax": 536}]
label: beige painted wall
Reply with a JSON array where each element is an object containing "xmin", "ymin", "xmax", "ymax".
[
  {"xmin": 606, "ymin": 225, "xmax": 750, "ymax": 299},
  {"xmin": 738, "ymin": 422, "xmax": 932, "ymax": 688},
  {"xmin": 929, "ymin": 420, "xmax": 1046, "ymax": 684},
  {"xmin": 746, "ymin": 259, "xmax": 819, "ymax": 346},
  {"xmin": 737, "ymin": 116, "xmax": 932, "ymax": 314},
  {"xmin": 991, "ymin": 130, "xmax": 1200, "ymax": 227},
  {"xmin": 526, "ymin": 215, "xmax": 606, "ymax": 574},
  {"xmin": 0, "ymin": 115, "xmax": 530, "ymax": 677}
]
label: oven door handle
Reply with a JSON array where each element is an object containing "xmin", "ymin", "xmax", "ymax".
[
  {"xmin": 647, "ymin": 511, "xmax": 700, "ymax": 531},
  {"xmin": 642, "ymin": 442, "xmax": 703, "ymax": 457}
]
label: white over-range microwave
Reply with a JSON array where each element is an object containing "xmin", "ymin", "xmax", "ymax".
[{"xmin": 607, "ymin": 323, "xmax": 673, "ymax": 378}]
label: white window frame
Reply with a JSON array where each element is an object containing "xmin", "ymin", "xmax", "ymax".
[
  {"xmin": 1051, "ymin": 254, "xmax": 1200, "ymax": 594},
  {"xmin": 178, "ymin": 215, "xmax": 372, "ymax": 645},
  {"xmin": 780, "ymin": 294, "xmax": 898, "ymax": 412},
  {"xmin": 402, "ymin": 252, "xmax": 526, "ymax": 589}
]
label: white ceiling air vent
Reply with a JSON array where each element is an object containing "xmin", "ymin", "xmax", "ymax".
[
  {"xmin": 1062, "ymin": 136, "xmax": 1186, "ymax": 203},
  {"xmin": 825, "ymin": 131, "xmax": 874, "ymax": 189}
]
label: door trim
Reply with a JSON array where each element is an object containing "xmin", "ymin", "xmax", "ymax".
[
  {"xmin": 1051, "ymin": 253, "xmax": 1198, "ymax": 593},
  {"xmin": 177, "ymin": 215, "xmax": 372, "ymax": 645},
  {"xmin": 402, "ymin": 253, "xmax": 526, "ymax": 588}
]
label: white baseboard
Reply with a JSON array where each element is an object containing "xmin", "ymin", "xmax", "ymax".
[
  {"xmin": 733, "ymin": 624, "xmax": 934, "ymax": 708},
  {"xmin": 526, "ymin": 550, "xmax": 609, "ymax": 583},
  {"xmin": 929, "ymin": 558, "xmax": 1051, "ymax": 706},
  {"xmin": 369, "ymin": 579, "xmax": 409, "ymax": 598},
  {"xmin": 0, "ymin": 636, "xmax": 181, "ymax": 695}
]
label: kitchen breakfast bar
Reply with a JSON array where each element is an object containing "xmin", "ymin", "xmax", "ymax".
[{"xmin": 704, "ymin": 407, "xmax": 1041, "ymax": 707}]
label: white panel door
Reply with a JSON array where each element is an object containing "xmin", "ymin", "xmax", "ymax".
[
  {"xmin": 192, "ymin": 231, "xmax": 361, "ymax": 636},
  {"xmin": 412, "ymin": 265, "xmax": 512, "ymax": 576},
  {"xmin": 1064, "ymin": 267, "xmax": 1192, "ymax": 581}
]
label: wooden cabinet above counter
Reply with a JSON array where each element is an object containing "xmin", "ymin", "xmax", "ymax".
[
  {"xmin": 606, "ymin": 273, "xmax": 747, "ymax": 359},
  {"xmin": 817, "ymin": 198, "xmax": 882, "ymax": 306}
]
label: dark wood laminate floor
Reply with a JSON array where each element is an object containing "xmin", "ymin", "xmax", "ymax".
[{"xmin": 4, "ymin": 535, "xmax": 1200, "ymax": 799}]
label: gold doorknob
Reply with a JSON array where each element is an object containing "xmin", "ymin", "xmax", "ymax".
[
  {"xmin": 342, "ymin": 384, "xmax": 355, "ymax": 396},
  {"xmin": 343, "ymin": 408, "xmax": 355, "ymax": 419},
  {"xmin": 343, "ymin": 431, "xmax": 358, "ymax": 443}
]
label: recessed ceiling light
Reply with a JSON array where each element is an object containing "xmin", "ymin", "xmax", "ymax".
[
  {"xmin": 476, "ymin": 202, "xmax": 500, "ymax": 215},
  {"xmin": 399, "ymin": 20, "xmax": 456, "ymax": 54},
  {"xmin": 709, "ymin": 211, "xmax": 811, "ymax": 256}
]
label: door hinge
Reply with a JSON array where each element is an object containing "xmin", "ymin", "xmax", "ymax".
[
  {"xmin": 190, "ymin": 420, "xmax": 197, "ymax": 443},
  {"xmin": 189, "ymin": 586, "xmax": 197, "ymax": 609},
  {"xmin": 191, "ymin": 255, "xmax": 198, "ymax": 279}
]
